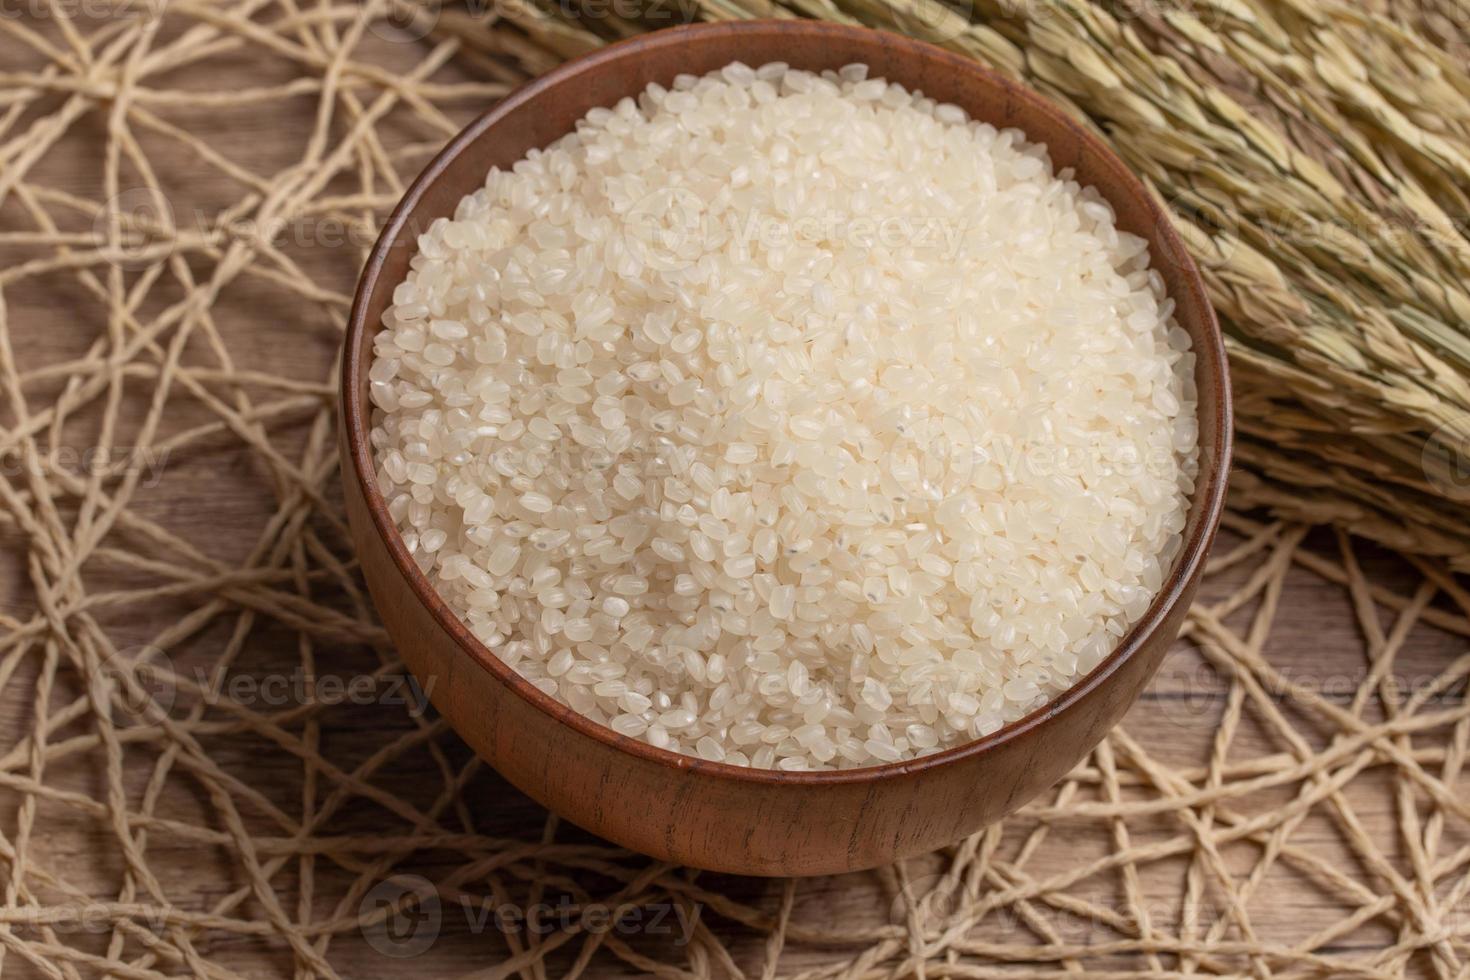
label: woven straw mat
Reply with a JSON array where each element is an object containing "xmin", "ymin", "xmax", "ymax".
[{"xmin": 0, "ymin": 2, "xmax": 1468, "ymax": 979}]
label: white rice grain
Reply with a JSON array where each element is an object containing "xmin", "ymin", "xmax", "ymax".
[{"xmin": 369, "ymin": 62, "xmax": 1199, "ymax": 769}]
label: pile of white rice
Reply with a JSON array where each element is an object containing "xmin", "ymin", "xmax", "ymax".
[{"xmin": 369, "ymin": 61, "xmax": 1199, "ymax": 770}]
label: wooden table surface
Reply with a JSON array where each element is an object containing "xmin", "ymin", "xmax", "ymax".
[{"xmin": 0, "ymin": 7, "xmax": 1467, "ymax": 979}]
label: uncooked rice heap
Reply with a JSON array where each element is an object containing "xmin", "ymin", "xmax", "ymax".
[{"xmin": 370, "ymin": 61, "xmax": 1199, "ymax": 770}]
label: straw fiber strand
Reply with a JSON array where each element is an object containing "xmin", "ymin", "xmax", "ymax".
[{"xmin": 0, "ymin": 1, "xmax": 1468, "ymax": 977}]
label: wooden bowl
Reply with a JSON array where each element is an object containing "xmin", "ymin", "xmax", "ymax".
[{"xmin": 339, "ymin": 20, "xmax": 1232, "ymax": 877}]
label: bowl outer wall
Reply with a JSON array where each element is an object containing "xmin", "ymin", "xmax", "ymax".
[{"xmin": 338, "ymin": 20, "xmax": 1232, "ymax": 877}]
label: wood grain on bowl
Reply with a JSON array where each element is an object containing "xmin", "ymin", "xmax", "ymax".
[{"xmin": 339, "ymin": 19, "xmax": 1232, "ymax": 877}]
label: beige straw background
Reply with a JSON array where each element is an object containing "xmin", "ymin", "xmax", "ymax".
[{"xmin": 0, "ymin": 0, "xmax": 1468, "ymax": 976}]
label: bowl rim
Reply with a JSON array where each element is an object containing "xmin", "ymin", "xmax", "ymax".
[{"xmin": 342, "ymin": 18, "xmax": 1233, "ymax": 786}]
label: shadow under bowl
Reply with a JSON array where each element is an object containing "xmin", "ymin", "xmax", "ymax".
[{"xmin": 339, "ymin": 19, "xmax": 1232, "ymax": 877}]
